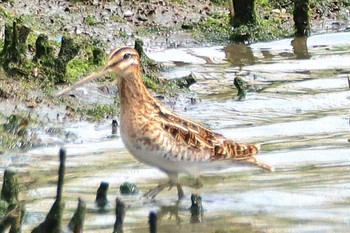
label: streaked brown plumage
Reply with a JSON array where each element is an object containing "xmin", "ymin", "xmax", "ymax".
[{"xmin": 57, "ymin": 47, "xmax": 273, "ymax": 200}]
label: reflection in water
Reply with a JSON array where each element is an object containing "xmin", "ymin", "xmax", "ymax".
[
  {"xmin": 291, "ymin": 36, "xmax": 310, "ymax": 59},
  {"xmin": 157, "ymin": 203, "xmax": 181, "ymax": 223},
  {"xmin": 156, "ymin": 195, "xmax": 203, "ymax": 225},
  {"xmin": 224, "ymin": 44, "xmax": 255, "ymax": 67},
  {"xmin": 152, "ymin": 197, "xmax": 256, "ymax": 233},
  {"xmin": 261, "ymin": 49, "xmax": 274, "ymax": 60}
]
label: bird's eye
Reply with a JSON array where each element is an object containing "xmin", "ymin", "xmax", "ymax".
[{"xmin": 123, "ymin": 53, "xmax": 132, "ymax": 60}]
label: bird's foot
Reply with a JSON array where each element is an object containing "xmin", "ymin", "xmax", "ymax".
[
  {"xmin": 142, "ymin": 181, "xmax": 174, "ymax": 200},
  {"xmin": 142, "ymin": 182, "xmax": 185, "ymax": 200}
]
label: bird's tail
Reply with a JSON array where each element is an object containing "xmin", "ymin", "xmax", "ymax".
[
  {"xmin": 214, "ymin": 140, "xmax": 274, "ymax": 171},
  {"xmin": 240, "ymin": 156, "xmax": 275, "ymax": 171}
]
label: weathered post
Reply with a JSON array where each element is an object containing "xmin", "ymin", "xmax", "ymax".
[
  {"xmin": 56, "ymin": 36, "xmax": 80, "ymax": 83},
  {"xmin": 33, "ymin": 34, "xmax": 54, "ymax": 62},
  {"xmin": 32, "ymin": 35, "xmax": 80, "ymax": 83},
  {"xmin": 113, "ymin": 198, "xmax": 126, "ymax": 233},
  {"xmin": 190, "ymin": 194, "xmax": 203, "ymax": 223},
  {"xmin": 134, "ymin": 38, "xmax": 162, "ymax": 73},
  {"xmin": 95, "ymin": 182, "xmax": 109, "ymax": 209},
  {"xmin": 111, "ymin": 119, "xmax": 118, "ymax": 135},
  {"xmin": 0, "ymin": 19, "xmax": 31, "ymax": 74},
  {"xmin": 234, "ymin": 77, "xmax": 247, "ymax": 101},
  {"xmin": 1, "ymin": 169, "xmax": 19, "ymax": 205},
  {"xmin": 230, "ymin": 0, "xmax": 257, "ymax": 27},
  {"xmin": 149, "ymin": 211, "xmax": 157, "ymax": 233},
  {"xmin": 68, "ymin": 198, "xmax": 86, "ymax": 233},
  {"xmin": 31, "ymin": 148, "xmax": 66, "ymax": 233},
  {"xmin": 0, "ymin": 204, "xmax": 24, "ymax": 233},
  {"xmin": 293, "ymin": 0, "xmax": 311, "ymax": 37},
  {"xmin": 91, "ymin": 47, "xmax": 105, "ymax": 65},
  {"xmin": 0, "ymin": 169, "xmax": 25, "ymax": 233}
]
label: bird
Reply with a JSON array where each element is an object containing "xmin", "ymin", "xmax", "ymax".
[{"xmin": 56, "ymin": 47, "xmax": 273, "ymax": 200}]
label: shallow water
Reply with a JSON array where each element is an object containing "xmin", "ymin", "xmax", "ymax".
[{"xmin": 2, "ymin": 32, "xmax": 350, "ymax": 232}]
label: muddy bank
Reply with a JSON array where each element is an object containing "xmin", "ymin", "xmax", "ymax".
[{"xmin": 1, "ymin": 0, "xmax": 348, "ymax": 48}]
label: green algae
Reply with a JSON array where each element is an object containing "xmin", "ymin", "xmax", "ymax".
[
  {"xmin": 0, "ymin": 114, "xmax": 37, "ymax": 151},
  {"xmin": 191, "ymin": 12, "xmax": 231, "ymax": 43},
  {"xmin": 65, "ymin": 38, "xmax": 106, "ymax": 83},
  {"xmin": 76, "ymin": 103, "xmax": 117, "ymax": 120},
  {"xmin": 0, "ymin": 19, "xmax": 31, "ymax": 75}
]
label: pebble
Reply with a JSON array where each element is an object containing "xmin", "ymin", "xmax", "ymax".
[{"xmin": 123, "ymin": 10, "xmax": 133, "ymax": 17}]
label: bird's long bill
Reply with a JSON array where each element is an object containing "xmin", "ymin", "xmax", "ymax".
[{"xmin": 55, "ymin": 66, "xmax": 110, "ymax": 96}]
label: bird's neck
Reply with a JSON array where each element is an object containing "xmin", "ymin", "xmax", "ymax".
[{"xmin": 118, "ymin": 70, "xmax": 156, "ymax": 115}]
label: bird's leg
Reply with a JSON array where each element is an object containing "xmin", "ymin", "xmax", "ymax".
[
  {"xmin": 143, "ymin": 172, "xmax": 185, "ymax": 200},
  {"xmin": 168, "ymin": 173, "xmax": 185, "ymax": 200}
]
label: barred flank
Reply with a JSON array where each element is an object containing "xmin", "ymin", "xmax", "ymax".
[
  {"xmin": 213, "ymin": 140, "xmax": 259, "ymax": 160},
  {"xmin": 212, "ymin": 140, "xmax": 273, "ymax": 171}
]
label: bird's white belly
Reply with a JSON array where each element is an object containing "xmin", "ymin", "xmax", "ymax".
[
  {"xmin": 120, "ymin": 132, "xmax": 202, "ymax": 176},
  {"xmin": 120, "ymin": 128, "xmax": 244, "ymax": 177}
]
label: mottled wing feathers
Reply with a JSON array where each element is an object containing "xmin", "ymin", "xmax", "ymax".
[
  {"xmin": 213, "ymin": 139, "xmax": 258, "ymax": 159},
  {"xmin": 156, "ymin": 105, "xmax": 272, "ymax": 170},
  {"xmin": 159, "ymin": 109, "xmax": 219, "ymax": 149}
]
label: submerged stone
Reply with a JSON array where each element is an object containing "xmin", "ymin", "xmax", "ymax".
[
  {"xmin": 234, "ymin": 76, "xmax": 247, "ymax": 101},
  {"xmin": 119, "ymin": 182, "xmax": 139, "ymax": 195}
]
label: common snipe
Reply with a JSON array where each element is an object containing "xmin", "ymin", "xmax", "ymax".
[{"xmin": 57, "ymin": 47, "xmax": 273, "ymax": 200}]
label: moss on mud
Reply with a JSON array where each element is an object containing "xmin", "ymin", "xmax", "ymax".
[
  {"xmin": 0, "ymin": 114, "xmax": 37, "ymax": 151},
  {"xmin": 31, "ymin": 34, "xmax": 80, "ymax": 84},
  {"xmin": 0, "ymin": 18, "xmax": 31, "ymax": 75},
  {"xmin": 193, "ymin": 12, "xmax": 232, "ymax": 43},
  {"xmin": 76, "ymin": 103, "xmax": 117, "ymax": 120},
  {"xmin": 185, "ymin": 2, "xmax": 293, "ymax": 44}
]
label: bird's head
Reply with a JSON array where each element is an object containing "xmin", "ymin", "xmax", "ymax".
[
  {"xmin": 56, "ymin": 47, "xmax": 140, "ymax": 96},
  {"xmin": 105, "ymin": 47, "xmax": 141, "ymax": 77}
]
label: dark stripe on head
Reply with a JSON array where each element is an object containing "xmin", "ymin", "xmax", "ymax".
[
  {"xmin": 108, "ymin": 47, "xmax": 134, "ymax": 60},
  {"xmin": 107, "ymin": 53, "xmax": 138, "ymax": 70},
  {"xmin": 107, "ymin": 59, "xmax": 123, "ymax": 70}
]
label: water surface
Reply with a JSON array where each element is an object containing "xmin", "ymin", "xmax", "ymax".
[{"xmin": 1, "ymin": 32, "xmax": 350, "ymax": 232}]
